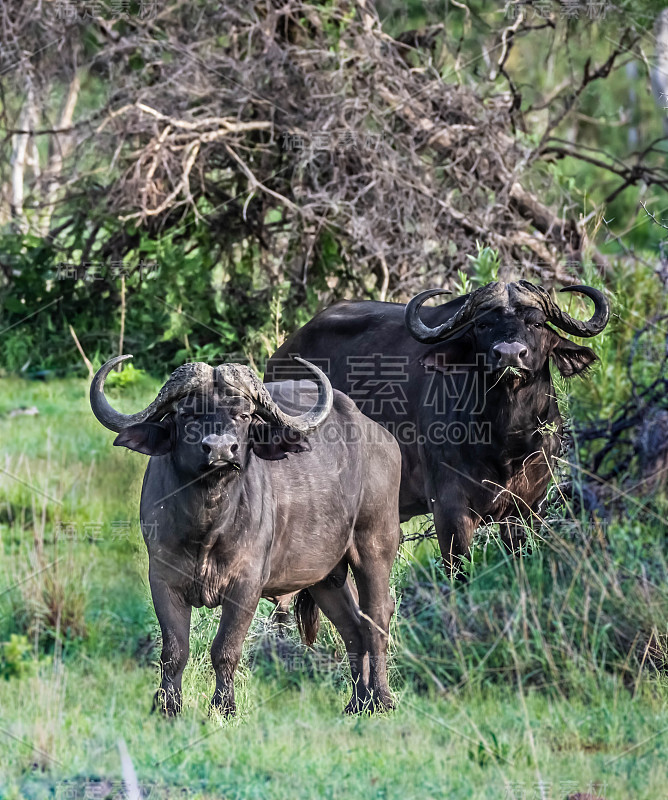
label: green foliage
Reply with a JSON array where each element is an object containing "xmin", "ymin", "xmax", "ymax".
[
  {"xmin": 2, "ymin": 328, "xmax": 36, "ymax": 373},
  {"xmin": 0, "ymin": 223, "xmax": 323, "ymax": 374},
  {"xmin": 467, "ymin": 243, "xmax": 501, "ymax": 287},
  {"xmin": 0, "ymin": 634, "xmax": 36, "ymax": 680},
  {"xmin": 453, "ymin": 268, "xmax": 473, "ymax": 296},
  {"xmin": 103, "ymin": 361, "xmax": 147, "ymax": 389},
  {"xmin": 564, "ymin": 260, "xmax": 667, "ymax": 433}
]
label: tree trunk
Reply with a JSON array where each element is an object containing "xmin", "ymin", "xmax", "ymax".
[
  {"xmin": 9, "ymin": 84, "xmax": 36, "ymax": 231},
  {"xmin": 38, "ymin": 71, "xmax": 81, "ymax": 236},
  {"xmin": 651, "ymin": 9, "xmax": 668, "ymax": 135}
]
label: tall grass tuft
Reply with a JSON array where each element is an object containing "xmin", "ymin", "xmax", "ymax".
[{"xmin": 396, "ymin": 514, "xmax": 668, "ymax": 695}]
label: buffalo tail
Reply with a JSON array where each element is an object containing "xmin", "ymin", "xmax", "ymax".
[{"xmin": 294, "ymin": 589, "xmax": 320, "ymax": 646}]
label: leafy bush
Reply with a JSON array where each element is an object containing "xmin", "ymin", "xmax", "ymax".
[{"xmin": 103, "ymin": 361, "xmax": 146, "ymax": 389}]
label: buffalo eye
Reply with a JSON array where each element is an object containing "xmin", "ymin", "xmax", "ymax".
[
  {"xmin": 476, "ymin": 322, "xmax": 488, "ymax": 330},
  {"xmin": 237, "ymin": 413, "xmax": 250, "ymax": 422},
  {"xmin": 533, "ymin": 322, "xmax": 543, "ymax": 328}
]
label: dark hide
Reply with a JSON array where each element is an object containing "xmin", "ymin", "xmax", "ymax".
[
  {"xmin": 111, "ymin": 382, "xmax": 401, "ymax": 717},
  {"xmin": 265, "ymin": 291, "xmax": 603, "ymax": 568}
]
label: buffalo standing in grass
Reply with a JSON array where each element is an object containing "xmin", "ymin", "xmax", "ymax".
[
  {"xmin": 265, "ymin": 280, "xmax": 610, "ymax": 567},
  {"xmin": 91, "ymin": 355, "xmax": 401, "ymax": 716}
]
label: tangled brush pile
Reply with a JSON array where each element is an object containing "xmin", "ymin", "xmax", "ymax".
[{"xmin": 3, "ymin": 0, "xmax": 632, "ymax": 301}]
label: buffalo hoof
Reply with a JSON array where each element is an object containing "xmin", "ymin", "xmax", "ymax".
[
  {"xmin": 152, "ymin": 689, "xmax": 181, "ymax": 717},
  {"xmin": 344, "ymin": 691, "xmax": 394, "ymax": 715},
  {"xmin": 210, "ymin": 694, "xmax": 236, "ymax": 718}
]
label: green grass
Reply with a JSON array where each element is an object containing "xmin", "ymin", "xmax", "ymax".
[
  {"xmin": 3, "ymin": 668, "xmax": 668, "ymax": 799},
  {"xmin": 1, "ymin": 291, "xmax": 667, "ymax": 799}
]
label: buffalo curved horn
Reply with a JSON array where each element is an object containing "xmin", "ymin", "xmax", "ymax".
[
  {"xmin": 405, "ymin": 284, "xmax": 499, "ymax": 344},
  {"xmin": 518, "ymin": 281, "xmax": 610, "ymax": 338},
  {"xmin": 216, "ymin": 357, "xmax": 333, "ymax": 434},
  {"xmin": 90, "ymin": 355, "xmax": 215, "ymax": 432},
  {"xmin": 404, "ymin": 289, "xmax": 454, "ymax": 343}
]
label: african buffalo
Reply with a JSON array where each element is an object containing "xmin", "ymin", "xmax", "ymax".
[
  {"xmin": 265, "ymin": 280, "xmax": 610, "ymax": 567},
  {"xmin": 90, "ymin": 355, "xmax": 401, "ymax": 716}
]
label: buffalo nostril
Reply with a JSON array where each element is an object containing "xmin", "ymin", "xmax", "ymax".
[
  {"xmin": 202, "ymin": 443, "xmax": 211, "ymax": 455},
  {"xmin": 230, "ymin": 443, "xmax": 239, "ymax": 454},
  {"xmin": 492, "ymin": 342, "xmax": 528, "ymax": 363}
]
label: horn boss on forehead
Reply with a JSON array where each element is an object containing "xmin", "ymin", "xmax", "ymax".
[
  {"xmin": 90, "ymin": 355, "xmax": 333, "ymax": 436},
  {"xmin": 217, "ymin": 358, "xmax": 333, "ymax": 434},
  {"xmin": 405, "ymin": 280, "xmax": 610, "ymax": 343}
]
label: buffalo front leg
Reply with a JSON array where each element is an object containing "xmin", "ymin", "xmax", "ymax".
[
  {"xmin": 150, "ymin": 577, "xmax": 192, "ymax": 716},
  {"xmin": 432, "ymin": 499, "xmax": 477, "ymax": 578},
  {"xmin": 499, "ymin": 516, "xmax": 531, "ymax": 554},
  {"xmin": 499, "ymin": 497, "xmax": 543, "ymax": 554},
  {"xmin": 210, "ymin": 588, "xmax": 259, "ymax": 717}
]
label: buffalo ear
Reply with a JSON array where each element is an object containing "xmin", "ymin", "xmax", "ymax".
[
  {"xmin": 550, "ymin": 335, "xmax": 598, "ymax": 377},
  {"xmin": 421, "ymin": 339, "xmax": 471, "ymax": 373},
  {"xmin": 113, "ymin": 421, "xmax": 173, "ymax": 456},
  {"xmin": 250, "ymin": 421, "xmax": 311, "ymax": 461}
]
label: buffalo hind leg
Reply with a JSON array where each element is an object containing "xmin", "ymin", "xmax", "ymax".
[
  {"xmin": 347, "ymin": 444, "xmax": 400, "ymax": 711},
  {"xmin": 349, "ymin": 564, "xmax": 395, "ymax": 712},
  {"xmin": 306, "ymin": 577, "xmax": 369, "ymax": 714},
  {"xmin": 348, "ymin": 512, "xmax": 398, "ymax": 713},
  {"xmin": 150, "ymin": 577, "xmax": 192, "ymax": 716},
  {"xmin": 270, "ymin": 592, "xmax": 294, "ymax": 638}
]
